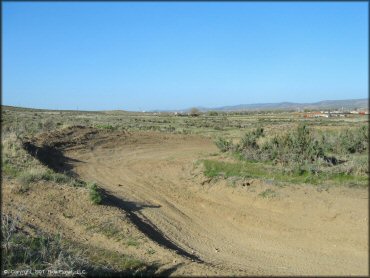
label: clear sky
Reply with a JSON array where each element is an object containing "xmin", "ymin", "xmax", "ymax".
[{"xmin": 3, "ymin": 2, "xmax": 368, "ymax": 111}]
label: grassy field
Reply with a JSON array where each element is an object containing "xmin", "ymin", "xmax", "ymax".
[
  {"xmin": 3, "ymin": 105, "xmax": 368, "ymax": 139},
  {"xmin": 2, "ymin": 105, "xmax": 368, "ymax": 187}
]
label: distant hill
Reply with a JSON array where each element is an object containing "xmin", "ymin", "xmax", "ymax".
[
  {"xmin": 171, "ymin": 98, "xmax": 368, "ymax": 113},
  {"xmin": 3, "ymin": 98, "xmax": 368, "ymax": 113},
  {"xmin": 210, "ymin": 98, "xmax": 368, "ymax": 112},
  {"xmin": 1, "ymin": 105, "xmax": 102, "ymax": 113}
]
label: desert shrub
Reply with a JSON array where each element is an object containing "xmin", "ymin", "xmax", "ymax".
[
  {"xmin": 18, "ymin": 168, "xmax": 46, "ymax": 185},
  {"xmin": 42, "ymin": 119, "xmax": 56, "ymax": 132},
  {"xmin": 211, "ymin": 124, "xmax": 368, "ymax": 186},
  {"xmin": 17, "ymin": 168, "xmax": 75, "ymax": 188},
  {"xmin": 189, "ymin": 108, "xmax": 201, "ymax": 117},
  {"xmin": 318, "ymin": 133, "xmax": 336, "ymax": 154},
  {"xmin": 227, "ymin": 124, "xmax": 328, "ymax": 168},
  {"xmin": 288, "ymin": 124, "xmax": 325, "ymax": 164},
  {"xmin": 214, "ymin": 137, "xmax": 233, "ymax": 152},
  {"xmin": 239, "ymin": 127, "xmax": 264, "ymax": 150},
  {"xmin": 89, "ymin": 183, "xmax": 102, "ymax": 205},
  {"xmin": 338, "ymin": 125, "xmax": 368, "ymax": 154},
  {"xmin": 351, "ymin": 154, "xmax": 369, "ymax": 175},
  {"xmin": 207, "ymin": 111, "xmax": 218, "ymax": 116},
  {"xmin": 2, "ymin": 161, "xmax": 20, "ymax": 178},
  {"xmin": 244, "ymin": 125, "xmax": 325, "ymax": 165},
  {"xmin": 237, "ymin": 127, "xmax": 265, "ymax": 161}
]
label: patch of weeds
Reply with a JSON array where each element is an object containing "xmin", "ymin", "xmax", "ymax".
[
  {"xmin": 232, "ymin": 151, "xmax": 245, "ymax": 161},
  {"xmin": 316, "ymin": 184, "xmax": 330, "ymax": 192},
  {"xmin": 17, "ymin": 168, "xmax": 75, "ymax": 186},
  {"xmin": 101, "ymin": 223, "xmax": 121, "ymax": 240},
  {"xmin": 203, "ymin": 160, "xmax": 244, "ymax": 178},
  {"xmin": 214, "ymin": 137, "xmax": 233, "ymax": 152},
  {"xmin": 2, "ymin": 161, "xmax": 20, "ymax": 178},
  {"xmin": 50, "ymin": 172, "xmax": 74, "ymax": 184},
  {"xmin": 89, "ymin": 183, "xmax": 102, "ymax": 205},
  {"xmin": 2, "ymin": 214, "xmax": 154, "ymax": 275},
  {"xmin": 126, "ymin": 237, "xmax": 139, "ymax": 247},
  {"xmin": 13, "ymin": 183, "xmax": 30, "ymax": 194},
  {"xmin": 85, "ymin": 222, "xmax": 122, "ymax": 240},
  {"xmin": 203, "ymin": 159, "xmax": 267, "ymax": 179},
  {"xmin": 203, "ymin": 158, "xmax": 368, "ymax": 188},
  {"xmin": 147, "ymin": 249, "xmax": 156, "ymax": 255},
  {"xmin": 1, "ymin": 214, "xmax": 88, "ymax": 271},
  {"xmin": 82, "ymin": 245, "xmax": 147, "ymax": 273},
  {"xmin": 18, "ymin": 168, "xmax": 45, "ymax": 185},
  {"xmin": 331, "ymin": 173, "xmax": 369, "ymax": 188},
  {"xmin": 227, "ymin": 176, "xmax": 240, "ymax": 188},
  {"xmin": 72, "ymin": 179, "xmax": 87, "ymax": 187},
  {"xmin": 95, "ymin": 124, "xmax": 116, "ymax": 130},
  {"xmin": 259, "ymin": 189, "xmax": 277, "ymax": 199},
  {"xmin": 62, "ymin": 212, "xmax": 74, "ymax": 219}
]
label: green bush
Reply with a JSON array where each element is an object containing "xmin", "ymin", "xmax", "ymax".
[
  {"xmin": 2, "ymin": 161, "xmax": 20, "ymax": 178},
  {"xmin": 189, "ymin": 108, "xmax": 201, "ymax": 117},
  {"xmin": 18, "ymin": 168, "xmax": 46, "ymax": 185},
  {"xmin": 214, "ymin": 137, "xmax": 233, "ymax": 152},
  {"xmin": 89, "ymin": 183, "xmax": 102, "ymax": 205},
  {"xmin": 208, "ymin": 111, "xmax": 218, "ymax": 116},
  {"xmin": 240, "ymin": 127, "xmax": 264, "ymax": 150},
  {"xmin": 238, "ymin": 124, "xmax": 325, "ymax": 166},
  {"xmin": 338, "ymin": 126, "xmax": 368, "ymax": 154},
  {"xmin": 211, "ymin": 124, "xmax": 368, "ymax": 186},
  {"xmin": 18, "ymin": 168, "xmax": 75, "ymax": 186},
  {"xmin": 289, "ymin": 124, "xmax": 324, "ymax": 164}
]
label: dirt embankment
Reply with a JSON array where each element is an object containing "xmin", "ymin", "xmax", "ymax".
[{"xmin": 8, "ymin": 126, "xmax": 369, "ymax": 276}]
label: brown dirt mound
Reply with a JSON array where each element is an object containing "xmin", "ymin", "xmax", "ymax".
[{"xmin": 21, "ymin": 126, "xmax": 126, "ymax": 173}]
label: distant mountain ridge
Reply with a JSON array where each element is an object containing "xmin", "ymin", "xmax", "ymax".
[
  {"xmin": 159, "ymin": 98, "xmax": 368, "ymax": 113},
  {"xmin": 3, "ymin": 98, "xmax": 368, "ymax": 113}
]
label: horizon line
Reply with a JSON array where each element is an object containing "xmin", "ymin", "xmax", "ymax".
[{"xmin": 2, "ymin": 97, "xmax": 368, "ymax": 113}]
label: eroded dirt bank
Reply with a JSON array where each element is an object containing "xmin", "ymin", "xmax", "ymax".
[{"xmin": 17, "ymin": 127, "xmax": 369, "ymax": 275}]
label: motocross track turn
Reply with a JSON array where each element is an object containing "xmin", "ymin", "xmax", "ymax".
[{"xmin": 23, "ymin": 127, "xmax": 368, "ymax": 276}]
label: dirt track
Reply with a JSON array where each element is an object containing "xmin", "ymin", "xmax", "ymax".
[{"xmin": 41, "ymin": 128, "xmax": 367, "ymax": 276}]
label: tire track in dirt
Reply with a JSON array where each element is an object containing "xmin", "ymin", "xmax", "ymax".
[
  {"xmin": 72, "ymin": 139, "xmax": 217, "ymax": 263},
  {"xmin": 30, "ymin": 129, "xmax": 367, "ymax": 275}
]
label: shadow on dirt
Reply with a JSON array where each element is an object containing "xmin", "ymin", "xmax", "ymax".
[
  {"xmin": 156, "ymin": 262, "xmax": 185, "ymax": 277},
  {"xmin": 21, "ymin": 132, "xmax": 204, "ymax": 266},
  {"xmin": 90, "ymin": 262, "xmax": 183, "ymax": 277},
  {"xmin": 22, "ymin": 141, "xmax": 84, "ymax": 177},
  {"xmin": 101, "ymin": 189, "xmax": 204, "ymax": 263}
]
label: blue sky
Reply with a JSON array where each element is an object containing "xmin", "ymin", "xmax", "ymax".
[{"xmin": 3, "ymin": 2, "xmax": 368, "ymax": 111}]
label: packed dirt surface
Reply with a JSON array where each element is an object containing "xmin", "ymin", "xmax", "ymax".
[{"xmin": 15, "ymin": 127, "xmax": 369, "ymax": 275}]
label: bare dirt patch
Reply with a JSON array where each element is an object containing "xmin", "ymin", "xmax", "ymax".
[{"xmin": 13, "ymin": 126, "xmax": 369, "ymax": 275}]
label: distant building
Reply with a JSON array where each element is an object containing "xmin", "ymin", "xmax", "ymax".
[
  {"xmin": 304, "ymin": 111, "xmax": 329, "ymax": 118},
  {"xmin": 358, "ymin": 109, "xmax": 369, "ymax": 115}
]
